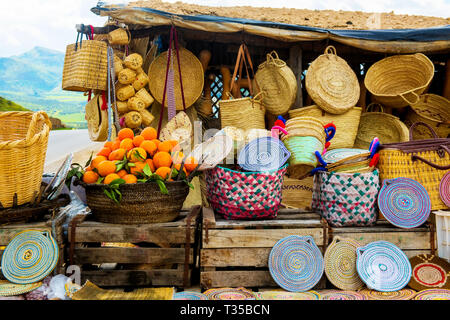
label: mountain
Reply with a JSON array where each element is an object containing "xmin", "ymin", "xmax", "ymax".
[{"xmin": 0, "ymin": 96, "xmax": 31, "ymax": 111}]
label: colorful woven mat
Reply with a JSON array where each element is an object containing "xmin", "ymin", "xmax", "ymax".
[
  {"xmin": 413, "ymin": 289, "xmax": 450, "ymax": 300},
  {"xmin": 269, "ymin": 235, "xmax": 324, "ymax": 292},
  {"xmin": 1, "ymin": 230, "xmax": 58, "ymax": 284},
  {"xmin": 440, "ymin": 172, "xmax": 450, "ymax": 207},
  {"xmin": 255, "ymin": 290, "xmax": 320, "ymax": 300},
  {"xmin": 356, "ymin": 241, "xmax": 412, "ymax": 292},
  {"xmin": 324, "ymin": 237, "xmax": 365, "ymax": 291},
  {"xmin": 408, "ymin": 254, "xmax": 450, "ymax": 291},
  {"xmin": 322, "ymin": 148, "xmax": 369, "ymax": 164},
  {"xmin": 359, "ymin": 288, "xmax": 417, "ymax": 300},
  {"xmin": 378, "ymin": 177, "xmax": 431, "ymax": 229},
  {"xmin": 173, "ymin": 291, "xmax": 208, "ymax": 300},
  {"xmin": 0, "ymin": 280, "xmax": 42, "ymax": 297},
  {"xmin": 238, "ymin": 136, "xmax": 290, "ymax": 172},
  {"xmin": 203, "ymin": 287, "xmax": 256, "ymax": 300},
  {"xmin": 318, "ymin": 290, "xmax": 366, "ymax": 300}
]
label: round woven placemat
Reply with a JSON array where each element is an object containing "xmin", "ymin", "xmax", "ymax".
[
  {"xmin": 359, "ymin": 288, "xmax": 417, "ymax": 300},
  {"xmin": 318, "ymin": 290, "xmax": 366, "ymax": 300},
  {"xmin": 413, "ymin": 289, "xmax": 450, "ymax": 300},
  {"xmin": 440, "ymin": 172, "xmax": 450, "ymax": 207},
  {"xmin": 255, "ymin": 290, "xmax": 320, "ymax": 300},
  {"xmin": 0, "ymin": 281, "xmax": 42, "ymax": 297},
  {"xmin": 378, "ymin": 177, "xmax": 431, "ymax": 229},
  {"xmin": 1, "ymin": 230, "xmax": 58, "ymax": 284},
  {"xmin": 203, "ymin": 287, "xmax": 256, "ymax": 300},
  {"xmin": 173, "ymin": 291, "xmax": 208, "ymax": 300},
  {"xmin": 324, "ymin": 237, "xmax": 365, "ymax": 291},
  {"xmin": 322, "ymin": 148, "xmax": 369, "ymax": 165},
  {"xmin": 269, "ymin": 235, "xmax": 324, "ymax": 292},
  {"xmin": 408, "ymin": 254, "xmax": 450, "ymax": 291},
  {"xmin": 356, "ymin": 240, "xmax": 412, "ymax": 292}
]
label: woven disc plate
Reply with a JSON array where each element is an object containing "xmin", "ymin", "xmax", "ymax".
[
  {"xmin": 173, "ymin": 291, "xmax": 208, "ymax": 300},
  {"xmin": 203, "ymin": 288, "xmax": 256, "ymax": 300},
  {"xmin": 440, "ymin": 172, "xmax": 450, "ymax": 207},
  {"xmin": 318, "ymin": 290, "xmax": 366, "ymax": 300},
  {"xmin": 0, "ymin": 281, "xmax": 42, "ymax": 297},
  {"xmin": 190, "ymin": 134, "xmax": 233, "ymax": 171},
  {"xmin": 1, "ymin": 230, "xmax": 58, "ymax": 284},
  {"xmin": 322, "ymin": 148, "xmax": 369, "ymax": 165},
  {"xmin": 408, "ymin": 254, "xmax": 450, "ymax": 291},
  {"xmin": 269, "ymin": 235, "xmax": 324, "ymax": 292},
  {"xmin": 413, "ymin": 289, "xmax": 450, "ymax": 300},
  {"xmin": 356, "ymin": 241, "xmax": 412, "ymax": 292},
  {"xmin": 324, "ymin": 237, "xmax": 365, "ymax": 291},
  {"xmin": 378, "ymin": 177, "xmax": 431, "ymax": 229},
  {"xmin": 359, "ymin": 288, "xmax": 417, "ymax": 300},
  {"xmin": 255, "ymin": 290, "xmax": 320, "ymax": 300}
]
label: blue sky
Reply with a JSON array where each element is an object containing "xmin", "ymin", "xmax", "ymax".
[{"xmin": 0, "ymin": 0, "xmax": 448, "ymax": 57}]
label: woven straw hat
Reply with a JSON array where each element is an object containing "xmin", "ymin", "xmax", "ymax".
[
  {"xmin": 159, "ymin": 111, "xmax": 192, "ymax": 148},
  {"xmin": 305, "ymin": 46, "xmax": 360, "ymax": 115},
  {"xmin": 85, "ymin": 94, "xmax": 108, "ymax": 141},
  {"xmin": 148, "ymin": 47, "xmax": 204, "ymax": 110}
]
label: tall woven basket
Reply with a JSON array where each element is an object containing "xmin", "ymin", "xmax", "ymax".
[
  {"xmin": 219, "ymin": 92, "xmax": 266, "ymax": 130},
  {"xmin": 0, "ymin": 111, "xmax": 51, "ymax": 208},
  {"xmin": 364, "ymin": 53, "xmax": 435, "ymax": 108}
]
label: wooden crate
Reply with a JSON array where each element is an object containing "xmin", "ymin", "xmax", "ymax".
[
  {"xmin": 67, "ymin": 206, "xmax": 201, "ymax": 288},
  {"xmin": 329, "ymin": 220, "xmax": 436, "ymax": 258},
  {"xmin": 200, "ymin": 207, "xmax": 328, "ymax": 290}
]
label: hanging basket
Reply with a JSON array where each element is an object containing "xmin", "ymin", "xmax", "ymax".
[{"xmin": 107, "ymin": 28, "xmax": 131, "ymax": 45}]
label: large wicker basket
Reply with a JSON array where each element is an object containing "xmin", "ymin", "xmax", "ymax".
[
  {"xmin": 79, "ymin": 181, "xmax": 190, "ymax": 224},
  {"xmin": 219, "ymin": 92, "xmax": 266, "ymax": 130},
  {"xmin": 0, "ymin": 111, "xmax": 51, "ymax": 208},
  {"xmin": 364, "ymin": 53, "xmax": 434, "ymax": 108}
]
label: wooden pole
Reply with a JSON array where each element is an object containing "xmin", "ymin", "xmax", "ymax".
[
  {"xmin": 443, "ymin": 58, "xmax": 450, "ymax": 100},
  {"xmin": 288, "ymin": 45, "xmax": 303, "ymax": 109}
]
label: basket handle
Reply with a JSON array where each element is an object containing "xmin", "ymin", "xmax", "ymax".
[
  {"xmin": 399, "ymin": 90, "xmax": 420, "ymax": 106},
  {"xmin": 26, "ymin": 111, "xmax": 51, "ymax": 142},
  {"xmin": 381, "ymin": 178, "xmax": 396, "ymax": 188},
  {"xmin": 266, "ymin": 51, "xmax": 286, "ymax": 67},
  {"xmin": 408, "ymin": 121, "xmax": 439, "ymax": 141},
  {"xmin": 230, "ymin": 44, "xmax": 255, "ymax": 97},
  {"xmin": 324, "ymin": 46, "xmax": 337, "ymax": 59},
  {"xmin": 366, "ymin": 103, "xmax": 384, "ymax": 113},
  {"xmin": 252, "ymin": 91, "xmax": 264, "ymax": 103},
  {"xmin": 411, "ymin": 144, "xmax": 450, "ymax": 170}
]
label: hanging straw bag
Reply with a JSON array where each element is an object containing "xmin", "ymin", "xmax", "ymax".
[
  {"xmin": 289, "ymin": 105, "xmax": 362, "ymax": 149},
  {"xmin": 219, "ymin": 44, "xmax": 266, "ymax": 130},
  {"xmin": 305, "ymin": 46, "xmax": 360, "ymax": 115},
  {"xmin": 354, "ymin": 103, "xmax": 409, "ymax": 149},
  {"xmin": 378, "ymin": 122, "xmax": 450, "ymax": 210},
  {"xmin": 62, "ymin": 28, "xmax": 108, "ymax": 92},
  {"xmin": 254, "ymin": 51, "xmax": 297, "ymax": 115},
  {"xmin": 0, "ymin": 111, "xmax": 51, "ymax": 208},
  {"xmin": 364, "ymin": 53, "xmax": 435, "ymax": 108},
  {"xmin": 107, "ymin": 27, "xmax": 131, "ymax": 45},
  {"xmin": 404, "ymin": 94, "xmax": 450, "ymax": 140}
]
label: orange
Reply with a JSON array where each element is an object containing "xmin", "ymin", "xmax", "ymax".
[
  {"xmin": 123, "ymin": 174, "xmax": 137, "ymax": 184},
  {"xmin": 104, "ymin": 141, "xmax": 113, "ymax": 149},
  {"xmin": 97, "ymin": 147, "xmax": 111, "ymax": 158},
  {"xmin": 141, "ymin": 127, "xmax": 157, "ymax": 141},
  {"xmin": 130, "ymin": 161, "xmax": 146, "ymax": 175},
  {"xmin": 104, "ymin": 173, "xmax": 121, "ymax": 185},
  {"xmin": 168, "ymin": 140, "xmax": 179, "ymax": 148},
  {"xmin": 82, "ymin": 171, "xmax": 99, "ymax": 184},
  {"xmin": 155, "ymin": 167, "xmax": 172, "ymax": 180},
  {"xmin": 158, "ymin": 140, "xmax": 173, "ymax": 153},
  {"xmin": 151, "ymin": 139, "xmax": 161, "ymax": 148},
  {"xmin": 153, "ymin": 151, "xmax": 172, "ymax": 169},
  {"xmin": 140, "ymin": 140, "xmax": 157, "ymax": 157},
  {"xmin": 127, "ymin": 147, "xmax": 147, "ymax": 162},
  {"xmin": 97, "ymin": 160, "xmax": 117, "ymax": 177},
  {"xmin": 184, "ymin": 156, "xmax": 198, "ymax": 172},
  {"xmin": 85, "ymin": 165, "xmax": 92, "ymax": 171},
  {"xmin": 117, "ymin": 169, "xmax": 128, "ymax": 178},
  {"xmin": 118, "ymin": 128, "xmax": 134, "ymax": 141},
  {"xmin": 111, "ymin": 138, "xmax": 121, "ymax": 151},
  {"xmin": 120, "ymin": 138, "xmax": 134, "ymax": 151},
  {"xmin": 91, "ymin": 156, "xmax": 107, "ymax": 170},
  {"xmin": 145, "ymin": 159, "xmax": 155, "ymax": 173},
  {"xmin": 133, "ymin": 135, "xmax": 145, "ymax": 147},
  {"xmin": 108, "ymin": 148, "xmax": 126, "ymax": 161}
]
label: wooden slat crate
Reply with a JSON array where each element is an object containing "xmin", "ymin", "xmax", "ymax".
[
  {"xmin": 67, "ymin": 206, "xmax": 201, "ymax": 288},
  {"xmin": 200, "ymin": 207, "xmax": 329, "ymax": 290},
  {"xmin": 329, "ymin": 221, "xmax": 436, "ymax": 258}
]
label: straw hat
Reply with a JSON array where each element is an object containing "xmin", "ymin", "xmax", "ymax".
[
  {"xmin": 85, "ymin": 94, "xmax": 108, "ymax": 141},
  {"xmin": 148, "ymin": 47, "xmax": 204, "ymax": 110}
]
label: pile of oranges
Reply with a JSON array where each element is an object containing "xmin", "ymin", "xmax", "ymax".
[{"xmin": 82, "ymin": 126, "xmax": 198, "ymax": 185}]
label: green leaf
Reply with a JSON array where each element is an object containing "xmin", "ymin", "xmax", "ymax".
[
  {"xmin": 85, "ymin": 152, "xmax": 94, "ymax": 168},
  {"xmin": 187, "ymin": 182, "xmax": 194, "ymax": 189},
  {"xmin": 143, "ymin": 163, "xmax": 152, "ymax": 176},
  {"xmin": 110, "ymin": 178, "xmax": 126, "ymax": 186},
  {"xmin": 156, "ymin": 180, "xmax": 168, "ymax": 195},
  {"xmin": 128, "ymin": 163, "xmax": 136, "ymax": 167},
  {"xmin": 96, "ymin": 177, "xmax": 105, "ymax": 184},
  {"xmin": 134, "ymin": 149, "xmax": 145, "ymax": 161}
]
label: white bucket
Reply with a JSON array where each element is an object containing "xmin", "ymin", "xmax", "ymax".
[{"xmin": 434, "ymin": 210, "xmax": 450, "ymax": 262}]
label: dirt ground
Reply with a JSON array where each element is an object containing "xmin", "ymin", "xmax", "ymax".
[{"xmin": 124, "ymin": 0, "xmax": 449, "ymax": 29}]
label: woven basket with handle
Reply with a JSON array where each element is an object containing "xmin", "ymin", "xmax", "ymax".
[
  {"xmin": 0, "ymin": 111, "xmax": 51, "ymax": 208},
  {"xmin": 107, "ymin": 28, "xmax": 131, "ymax": 45},
  {"xmin": 364, "ymin": 53, "xmax": 434, "ymax": 108}
]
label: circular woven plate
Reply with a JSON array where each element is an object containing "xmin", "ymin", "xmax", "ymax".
[
  {"xmin": 440, "ymin": 172, "xmax": 450, "ymax": 207},
  {"xmin": 203, "ymin": 287, "xmax": 256, "ymax": 300},
  {"xmin": 359, "ymin": 288, "xmax": 417, "ymax": 300},
  {"xmin": 378, "ymin": 177, "xmax": 431, "ymax": 229},
  {"xmin": 414, "ymin": 289, "xmax": 450, "ymax": 300},
  {"xmin": 269, "ymin": 235, "xmax": 324, "ymax": 292},
  {"xmin": 190, "ymin": 134, "xmax": 233, "ymax": 171},
  {"xmin": 0, "ymin": 281, "xmax": 42, "ymax": 297},
  {"xmin": 324, "ymin": 237, "xmax": 365, "ymax": 291},
  {"xmin": 173, "ymin": 291, "xmax": 208, "ymax": 300},
  {"xmin": 323, "ymin": 148, "xmax": 368, "ymax": 164},
  {"xmin": 356, "ymin": 240, "xmax": 412, "ymax": 292},
  {"xmin": 1, "ymin": 230, "xmax": 58, "ymax": 284},
  {"xmin": 255, "ymin": 290, "xmax": 320, "ymax": 300},
  {"xmin": 408, "ymin": 254, "xmax": 450, "ymax": 291},
  {"xmin": 318, "ymin": 290, "xmax": 366, "ymax": 300},
  {"xmin": 238, "ymin": 136, "xmax": 290, "ymax": 172}
]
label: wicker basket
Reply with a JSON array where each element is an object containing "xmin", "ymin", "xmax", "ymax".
[
  {"xmin": 107, "ymin": 28, "xmax": 131, "ymax": 45},
  {"xmin": 254, "ymin": 51, "xmax": 297, "ymax": 115},
  {"xmin": 405, "ymin": 94, "xmax": 450, "ymax": 140},
  {"xmin": 305, "ymin": 46, "xmax": 360, "ymax": 115},
  {"xmin": 0, "ymin": 112, "xmax": 51, "ymax": 208},
  {"xmin": 283, "ymin": 116, "xmax": 326, "ymax": 143},
  {"xmin": 79, "ymin": 180, "xmax": 190, "ymax": 224},
  {"xmin": 364, "ymin": 53, "xmax": 435, "ymax": 108},
  {"xmin": 281, "ymin": 176, "xmax": 314, "ymax": 210},
  {"xmin": 289, "ymin": 105, "xmax": 362, "ymax": 149},
  {"xmin": 219, "ymin": 92, "xmax": 266, "ymax": 130},
  {"xmin": 354, "ymin": 103, "xmax": 409, "ymax": 149}
]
